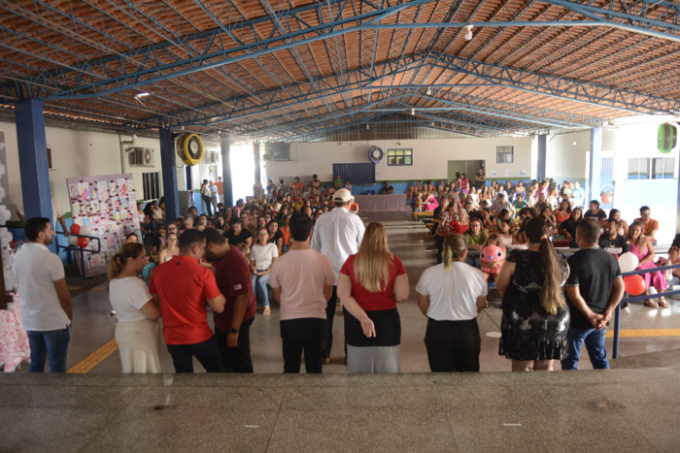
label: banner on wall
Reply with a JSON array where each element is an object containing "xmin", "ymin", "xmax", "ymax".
[{"xmin": 66, "ymin": 173, "xmax": 141, "ymax": 278}]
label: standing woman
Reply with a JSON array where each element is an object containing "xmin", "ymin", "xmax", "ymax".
[
  {"xmin": 337, "ymin": 223, "xmax": 410, "ymax": 374},
  {"xmin": 416, "ymin": 234, "xmax": 488, "ymax": 372},
  {"xmin": 200, "ymin": 179, "xmax": 213, "ymax": 215},
  {"xmin": 496, "ymin": 218, "xmax": 570, "ymax": 372},
  {"xmin": 474, "ymin": 168, "xmax": 486, "ymax": 190},
  {"xmin": 108, "ymin": 243, "xmax": 162, "ymax": 373}
]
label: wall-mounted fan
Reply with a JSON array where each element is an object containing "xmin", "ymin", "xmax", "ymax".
[{"xmin": 368, "ymin": 146, "xmax": 384, "ymax": 164}]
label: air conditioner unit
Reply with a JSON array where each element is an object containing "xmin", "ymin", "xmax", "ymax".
[
  {"xmin": 205, "ymin": 150, "xmax": 220, "ymax": 164},
  {"xmin": 127, "ymin": 147, "xmax": 155, "ymax": 167}
]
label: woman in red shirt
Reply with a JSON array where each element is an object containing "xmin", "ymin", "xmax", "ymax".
[
  {"xmin": 450, "ymin": 209, "xmax": 471, "ymax": 235},
  {"xmin": 337, "ymin": 223, "xmax": 410, "ymax": 373}
]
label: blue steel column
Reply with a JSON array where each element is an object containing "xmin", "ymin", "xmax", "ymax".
[
  {"xmin": 537, "ymin": 134, "xmax": 547, "ymax": 181},
  {"xmin": 185, "ymin": 166, "xmax": 193, "ymax": 191},
  {"xmin": 159, "ymin": 126, "xmax": 179, "ymax": 221},
  {"xmin": 15, "ymin": 99, "xmax": 52, "ymax": 224},
  {"xmin": 588, "ymin": 127, "xmax": 603, "ymax": 204},
  {"xmin": 221, "ymin": 136, "xmax": 233, "ymax": 207}
]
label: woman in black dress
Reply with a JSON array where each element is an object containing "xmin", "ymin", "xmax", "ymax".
[{"xmin": 496, "ymin": 217, "xmax": 570, "ymax": 372}]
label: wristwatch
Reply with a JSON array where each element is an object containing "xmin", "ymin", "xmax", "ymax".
[{"xmin": 229, "ymin": 328, "xmax": 239, "ymax": 334}]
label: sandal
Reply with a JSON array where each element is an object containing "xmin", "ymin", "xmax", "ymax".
[
  {"xmin": 644, "ymin": 299, "xmax": 658, "ymax": 308},
  {"xmin": 658, "ymin": 297, "xmax": 670, "ymax": 308}
]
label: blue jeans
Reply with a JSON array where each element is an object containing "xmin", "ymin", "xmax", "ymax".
[
  {"xmin": 27, "ymin": 327, "xmax": 70, "ymax": 373},
  {"xmin": 561, "ymin": 327, "xmax": 610, "ymax": 370},
  {"xmin": 252, "ymin": 272, "xmax": 271, "ymax": 307}
]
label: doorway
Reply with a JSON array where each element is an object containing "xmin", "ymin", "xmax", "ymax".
[{"xmin": 448, "ymin": 160, "xmax": 486, "ymax": 183}]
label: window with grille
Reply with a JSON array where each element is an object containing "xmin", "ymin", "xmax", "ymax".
[
  {"xmin": 628, "ymin": 157, "xmax": 674, "ymax": 180},
  {"xmin": 387, "ymin": 149, "xmax": 413, "ymax": 166},
  {"xmin": 142, "ymin": 172, "xmax": 161, "ymax": 200},
  {"xmin": 496, "ymin": 146, "xmax": 513, "ymax": 163}
]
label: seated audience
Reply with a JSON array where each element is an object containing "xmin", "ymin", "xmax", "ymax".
[
  {"xmin": 464, "ymin": 218, "xmax": 488, "ymax": 267},
  {"xmin": 416, "ymin": 234, "xmax": 488, "ymax": 372},
  {"xmin": 599, "ymin": 220, "xmax": 630, "ymax": 259},
  {"xmin": 158, "ymin": 233, "xmax": 178, "ymax": 263},
  {"xmin": 267, "ymin": 220, "xmax": 284, "ymax": 254},
  {"xmin": 380, "ymin": 181, "xmax": 395, "ymax": 195},
  {"xmin": 554, "ymin": 200, "xmax": 571, "ymax": 224},
  {"xmin": 250, "ymin": 227, "xmax": 279, "ymax": 315},
  {"xmin": 603, "ymin": 209, "xmax": 629, "ymax": 238},
  {"xmin": 635, "ymin": 206, "xmax": 659, "ymax": 245},
  {"xmin": 584, "ymin": 200, "xmax": 606, "ymax": 222},
  {"xmin": 513, "ymin": 194, "xmax": 528, "ymax": 211},
  {"xmin": 626, "ymin": 221, "xmax": 668, "ymax": 308},
  {"xmin": 225, "ymin": 219, "xmax": 253, "ymax": 249},
  {"xmin": 108, "ymin": 243, "xmax": 162, "ymax": 374},
  {"xmin": 558, "ymin": 207, "xmax": 583, "ymax": 248},
  {"xmin": 490, "ymin": 193, "xmax": 514, "ymax": 218},
  {"xmin": 337, "ymin": 222, "xmax": 410, "ymax": 374}
]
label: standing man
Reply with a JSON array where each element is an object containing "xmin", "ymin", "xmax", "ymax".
[
  {"xmin": 291, "ymin": 177, "xmax": 304, "ymax": 192},
  {"xmin": 13, "ymin": 218, "xmax": 73, "ymax": 372},
  {"xmin": 209, "ymin": 180, "xmax": 219, "ymax": 208},
  {"xmin": 204, "ymin": 228, "xmax": 257, "ymax": 373},
  {"xmin": 150, "ymin": 229, "xmax": 226, "ymax": 373},
  {"xmin": 635, "ymin": 206, "xmax": 659, "ymax": 245},
  {"xmin": 270, "ymin": 214, "xmax": 335, "ymax": 373},
  {"xmin": 311, "ymin": 174, "xmax": 322, "ymax": 191},
  {"xmin": 561, "ymin": 219, "xmax": 625, "ymax": 371},
  {"xmin": 311, "ymin": 188, "xmax": 365, "ymax": 364},
  {"xmin": 214, "ymin": 176, "xmax": 224, "ymax": 204}
]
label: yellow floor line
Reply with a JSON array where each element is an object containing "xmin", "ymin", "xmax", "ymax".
[
  {"xmin": 605, "ymin": 329, "xmax": 680, "ymax": 338},
  {"xmin": 67, "ymin": 338, "xmax": 118, "ymax": 374}
]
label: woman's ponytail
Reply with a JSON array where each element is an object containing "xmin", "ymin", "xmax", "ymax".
[{"xmin": 525, "ymin": 218, "xmax": 566, "ymax": 315}]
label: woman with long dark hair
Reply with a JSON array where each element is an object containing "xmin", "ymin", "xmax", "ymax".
[
  {"xmin": 337, "ymin": 222, "xmax": 410, "ymax": 373},
  {"xmin": 108, "ymin": 243, "xmax": 162, "ymax": 373},
  {"xmin": 496, "ymin": 218, "xmax": 570, "ymax": 372}
]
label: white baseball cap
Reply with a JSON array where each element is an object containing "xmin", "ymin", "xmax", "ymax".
[{"xmin": 334, "ymin": 188, "xmax": 353, "ymax": 203}]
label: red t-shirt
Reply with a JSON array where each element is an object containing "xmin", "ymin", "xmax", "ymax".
[
  {"xmin": 212, "ymin": 247, "xmax": 257, "ymax": 331},
  {"xmin": 450, "ymin": 221, "xmax": 470, "ymax": 235},
  {"xmin": 149, "ymin": 256, "xmax": 221, "ymax": 345},
  {"xmin": 340, "ymin": 254, "xmax": 406, "ymax": 312}
]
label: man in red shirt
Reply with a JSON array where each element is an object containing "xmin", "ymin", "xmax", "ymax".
[
  {"xmin": 204, "ymin": 228, "xmax": 257, "ymax": 372},
  {"xmin": 150, "ymin": 229, "xmax": 226, "ymax": 373}
]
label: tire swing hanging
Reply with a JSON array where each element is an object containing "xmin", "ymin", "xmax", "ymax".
[{"xmin": 177, "ymin": 133, "xmax": 204, "ymax": 166}]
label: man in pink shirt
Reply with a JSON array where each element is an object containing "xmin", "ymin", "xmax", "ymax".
[{"xmin": 269, "ymin": 213, "xmax": 335, "ymax": 373}]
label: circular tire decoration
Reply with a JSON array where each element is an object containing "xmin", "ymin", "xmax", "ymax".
[
  {"xmin": 368, "ymin": 145, "xmax": 384, "ymax": 164},
  {"xmin": 177, "ymin": 133, "xmax": 204, "ymax": 166},
  {"xmin": 658, "ymin": 123, "xmax": 677, "ymax": 154}
]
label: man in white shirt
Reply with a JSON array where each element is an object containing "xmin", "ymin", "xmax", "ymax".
[
  {"xmin": 209, "ymin": 180, "xmax": 219, "ymax": 208},
  {"xmin": 311, "ymin": 188, "xmax": 365, "ymax": 364},
  {"xmin": 490, "ymin": 193, "xmax": 515, "ymax": 218},
  {"xmin": 12, "ymin": 217, "xmax": 73, "ymax": 372}
]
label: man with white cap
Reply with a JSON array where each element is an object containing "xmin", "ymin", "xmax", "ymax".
[{"xmin": 311, "ymin": 188, "xmax": 365, "ymax": 364}]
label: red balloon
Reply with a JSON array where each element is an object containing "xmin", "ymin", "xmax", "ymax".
[
  {"xmin": 77, "ymin": 237, "xmax": 89, "ymax": 248},
  {"xmin": 69, "ymin": 224, "xmax": 81, "ymax": 235},
  {"xmin": 623, "ymin": 275, "xmax": 646, "ymax": 296}
]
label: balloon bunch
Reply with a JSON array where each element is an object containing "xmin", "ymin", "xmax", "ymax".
[
  {"xmin": 618, "ymin": 252, "xmax": 646, "ymax": 296},
  {"xmin": 68, "ymin": 224, "xmax": 91, "ymax": 248}
]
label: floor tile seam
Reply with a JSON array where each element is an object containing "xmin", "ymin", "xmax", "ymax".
[{"xmin": 263, "ymin": 387, "xmax": 287, "ymax": 453}]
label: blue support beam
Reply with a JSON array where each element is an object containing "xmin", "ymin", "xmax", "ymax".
[
  {"xmin": 588, "ymin": 127, "xmax": 603, "ymax": 204},
  {"xmin": 15, "ymin": 99, "xmax": 53, "ymax": 225},
  {"xmin": 220, "ymin": 136, "xmax": 233, "ymax": 207},
  {"xmin": 159, "ymin": 126, "xmax": 179, "ymax": 221},
  {"xmin": 537, "ymin": 135, "xmax": 547, "ymax": 181}
]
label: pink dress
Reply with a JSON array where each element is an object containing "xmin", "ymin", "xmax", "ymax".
[
  {"xmin": 424, "ymin": 196, "xmax": 439, "ymax": 212},
  {"xmin": 630, "ymin": 243, "xmax": 668, "ymax": 291}
]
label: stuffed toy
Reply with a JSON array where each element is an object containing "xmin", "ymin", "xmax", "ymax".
[{"xmin": 480, "ymin": 245, "xmax": 506, "ymax": 275}]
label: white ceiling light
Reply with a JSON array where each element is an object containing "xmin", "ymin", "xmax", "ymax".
[
  {"xmin": 464, "ymin": 25, "xmax": 474, "ymax": 41},
  {"xmin": 411, "ymin": 108, "xmax": 415, "ymax": 116},
  {"xmin": 135, "ymin": 92, "xmax": 150, "ymax": 99},
  {"xmin": 366, "ymin": 124, "xmax": 370, "ymax": 130},
  {"xmin": 426, "ymin": 88, "xmax": 432, "ymax": 95}
]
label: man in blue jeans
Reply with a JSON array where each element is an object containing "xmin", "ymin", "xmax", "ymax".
[
  {"xmin": 13, "ymin": 217, "xmax": 73, "ymax": 372},
  {"xmin": 561, "ymin": 219, "xmax": 625, "ymax": 370}
]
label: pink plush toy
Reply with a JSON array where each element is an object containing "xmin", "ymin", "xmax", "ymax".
[{"xmin": 480, "ymin": 245, "xmax": 506, "ymax": 275}]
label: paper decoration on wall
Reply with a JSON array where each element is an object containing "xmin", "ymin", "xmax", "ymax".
[
  {"xmin": 491, "ymin": 171, "xmax": 497, "ymax": 176},
  {"xmin": 66, "ymin": 173, "xmax": 141, "ymax": 278},
  {"xmin": 520, "ymin": 171, "xmax": 527, "ymax": 177}
]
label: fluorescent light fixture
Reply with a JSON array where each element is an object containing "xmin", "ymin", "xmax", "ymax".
[
  {"xmin": 464, "ymin": 25, "xmax": 474, "ymax": 41},
  {"xmin": 426, "ymin": 88, "xmax": 432, "ymax": 95},
  {"xmin": 135, "ymin": 92, "xmax": 150, "ymax": 98},
  {"xmin": 411, "ymin": 108, "xmax": 415, "ymax": 116}
]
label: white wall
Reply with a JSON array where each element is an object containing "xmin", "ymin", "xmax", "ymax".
[
  {"xmin": 266, "ymin": 136, "xmax": 534, "ymax": 183},
  {"xmin": 0, "ymin": 121, "xmax": 221, "ymax": 219},
  {"xmin": 546, "ymin": 130, "xmax": 590, "ymax": 182}
]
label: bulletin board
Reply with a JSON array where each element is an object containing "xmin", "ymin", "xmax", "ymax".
[{"xmin": 66, "ymin": 173, "xmax": 141, "ymax": 278}]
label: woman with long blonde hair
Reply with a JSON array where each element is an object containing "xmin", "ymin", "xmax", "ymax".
[
  {"xmin": 108, "ymin": 243, "xmax": 162, "ymax": 373},
  {"xmin": 337, "ymin": 222, "xmax": 410, "ymax": 373},
  {"xmin": 416, "ymin": 234, "xmax": 488, "ymax": 372},
  {"xmin": 496, "ymin": 217, "xmax": 570, "ymax": 372}
]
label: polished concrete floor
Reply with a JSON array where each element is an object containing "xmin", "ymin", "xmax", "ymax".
[{"xmin": 3, "ymin": 219, "xmax": 680, "ymax": 452}]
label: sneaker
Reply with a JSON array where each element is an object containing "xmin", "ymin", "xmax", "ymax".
[{"xmin": 621, "ymin": 303, "xmax": 629, "ymax": 310}]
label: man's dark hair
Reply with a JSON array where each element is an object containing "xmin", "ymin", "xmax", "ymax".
[
  {"xmin": 289, "ymin": 213, "xmax": 313, "ymax": 242},
  {"xmin": 203, "ymin": 228, "xmax": 227, "ymax": 246},
  {"xmin": 590, "ymin": 200, "xmax": 600, "ymax": 207},
  {"xmin": 577, "ymin": 218, "xmax": 601, "ymax": 244},
  {"xmin": 640, "ymin": 205, "xmax": 650, "ymax": 213},
  {"xmin": 188, "ymin": 206, "xmax": 198, "ymax": 213},
  {"xmin": 230, "ymin": 218, "xmax": 242, "ymax": 226},
  {"xmin": 178, "ymin": 229, "xmax": 205, "ymax": 252},
  {"xmin": 25, "ymin": 217, "xmax": 51, "ymax": 241}
]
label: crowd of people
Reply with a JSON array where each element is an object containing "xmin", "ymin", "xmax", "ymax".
[{"xmin": 10, "ymin": 171, "xmax": 679, "ymax": 375}]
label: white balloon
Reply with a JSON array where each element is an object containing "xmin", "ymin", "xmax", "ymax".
[
  {"xmin": 618, "ymin": 252, "xmax": 639, "ymax": 273},
  {"xmin": 68, "ymin": 236, "xmax": 78, "ymax": 246},
  {"xmin": 0, "ymin": 163, "xmax": 6, "ymax": 176}
]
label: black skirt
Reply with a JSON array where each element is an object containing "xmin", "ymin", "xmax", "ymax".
[{"xmin": 344, "ymin": 308, "xmax": 401, "ymax": 347}]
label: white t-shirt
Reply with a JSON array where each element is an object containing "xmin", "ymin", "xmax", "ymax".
[
  {"xmin": 311, "ymin": 207, "xmax": 366, "ymax": 282},
  {"xmin": 12, "ymin": 243, "xmax": 69, "ymax": 331},
  {"xmin": 250, "ymin": 243, "xmax": 279, "ymax": 270},
  {"xmin": 416, "ymin": 262, "xmax": 488, "ymax": 321},
  {"xmin": 202, "ymin": 186, "xmax": 211, "ymax": 197},
  {"xmin": 109, "ymin": 277, "xmax": 154, "ymax": 323},
  {"xmin": 209, "ymin": 185, "xmax": 218, "ymax": 197}
]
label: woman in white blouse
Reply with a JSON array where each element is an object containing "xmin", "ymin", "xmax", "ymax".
[
  {"xmin": 251, "ymin": 227, "xmax": 279, "ymax": 315},
  {"xmin": 108, "ymin": 243, "xmax": 162, "ymax": 373},
  {"xmin": 416, "ymin": 234, "xmax": 488, "ymax": 372}
]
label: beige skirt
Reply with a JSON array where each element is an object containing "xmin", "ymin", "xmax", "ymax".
[{"xmin": 115, "ymin": 318, "xmax": 163, "ymax": 374}]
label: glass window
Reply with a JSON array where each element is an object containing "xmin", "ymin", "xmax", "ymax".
[
  {"xmin": 652, "ymin": 158, "xmax": 664, "ymax": 179},
  {"xmin": 387, "ymin": 149, "xmax": 413, "ymax": 166},
  {"xmin": 639, "ymin": 158, "xmax": 650, "ymax": 180},
  {"xmin": 628, "ymin": 158, "xmax": 639, "ymax": 180},
  {"xmin": 404, "ymin": 156, "xmax": 412, "ymax": 165},
  {"xmin": 664, "ymin": 158, "xmax": 675, "ymax": 179},
  {"xmin": 496, "ymin": 146, "xmax": 513, "ymax": 164}
]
